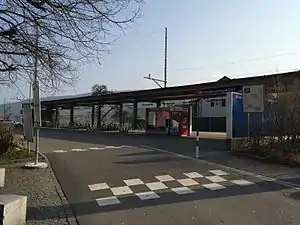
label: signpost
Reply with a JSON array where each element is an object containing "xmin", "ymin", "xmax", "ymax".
[
  {"xmin": 242, "ymin": 85, "xmax": 265, "ymax": 137},
  {"xmin": 32, "ymin": 80, "xmax": 41, "ymax": 165},
  {"xmin": 23, "ymin": 104, "xmax": 33, "ymax": 154},
  {"xmin": 242, "ymin": 85, "xmax": 265, "ymax": 113}
]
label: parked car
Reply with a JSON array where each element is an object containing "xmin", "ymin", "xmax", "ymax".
[{"xmin": 0, "ymin": 119, "xmax": 22, "ymax": 127}]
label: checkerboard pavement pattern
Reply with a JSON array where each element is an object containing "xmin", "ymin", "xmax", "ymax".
[
  {"xmin": 88, "ymin": 170, "xmax": 256, "ymax": 207},
  {"xmin": 53, "ymin": 145, "xmax": 132, "ymax": 153}
]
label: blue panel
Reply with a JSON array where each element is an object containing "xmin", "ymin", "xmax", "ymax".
[{"xmin": 232, "ymin": 93, "xmax": 248, "ymax": 137}]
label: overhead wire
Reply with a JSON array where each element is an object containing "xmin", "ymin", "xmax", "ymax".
[{"xmin": 175, "ymin": 51, "xmax": 300, "ymax": 72}]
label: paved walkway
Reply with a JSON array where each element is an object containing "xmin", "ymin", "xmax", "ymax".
[{"xmin": 0, "ymin": 164, "xmax": 76, "ymax": 225}]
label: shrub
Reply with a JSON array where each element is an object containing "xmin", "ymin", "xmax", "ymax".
[
  {"xmin": 0, "ymin": 124, "xmax": 15, "ymax": 155},
  {"xmin": 237, "ymin": 77, "xmax": 300, "ymax": 165}
]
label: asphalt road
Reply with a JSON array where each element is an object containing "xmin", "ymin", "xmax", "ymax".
[{"xmin": 39, "ymin": 129, "xmax": 300, "ymax": 225}]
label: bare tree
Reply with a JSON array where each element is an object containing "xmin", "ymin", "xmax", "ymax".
[
  {"xmin": 91, "ymin": 84, "xmax": 109, "ymax": 96},
  {"xmin": 0, "ymin": 0, "xmax": 143, "ymax": 92},
  {"xmin": 236, "ymin": 76, "xmax": 300, "ymax": 164}
]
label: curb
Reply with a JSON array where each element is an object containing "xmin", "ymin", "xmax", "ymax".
[
  {"xmin": 232, "ymin": 151, "xmax": 300, "ymax": 168},
  {"xmin": 38, "ymin": 151, "xmax": 79, "ymax": 225}
]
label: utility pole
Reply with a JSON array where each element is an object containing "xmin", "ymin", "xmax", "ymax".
[
  {"xmin": 164, "ymin": 27, "xmax": 167, "ymax": 88},
  {"xmin": 144, "ymin": 27, "xmax": 168, "ymax": 89},
  {"xmin": 27, "ymin": 82, "xmax": 32, "ymax": 154},
  {"xmin": 25, "ymin": 22, "xmax": 47, "ymax": 168},
  {"xmin": 33, "ymin": 23, "xmax": 40, "ymax": 165}
]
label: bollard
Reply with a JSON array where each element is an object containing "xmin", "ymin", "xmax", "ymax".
[{"xmin": 196, "ymin": 130, "xmax": 199, "ymax": 158}]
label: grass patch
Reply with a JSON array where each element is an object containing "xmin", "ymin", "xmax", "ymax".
[{"xmin": 0, "ymin": 147, "xmax": 34, "ymax": 165}]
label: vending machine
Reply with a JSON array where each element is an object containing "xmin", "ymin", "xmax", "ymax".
[{"xmin": 145, "ymin": 107, "xmax": 190, "ymax": 136}]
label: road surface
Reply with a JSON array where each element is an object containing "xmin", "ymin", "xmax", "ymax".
[{"xmin": 38, "ymin": 129, "xmax": 300, "ymax": 225}]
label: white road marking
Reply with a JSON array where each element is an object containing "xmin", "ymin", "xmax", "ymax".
[
  {"xmin": 71, "ymin": 148, "xmax": 87, "ymax": 152},
  {"xmin": 53, "ymin": 150, "xmax": 67, "ymax": 153},
  {"xmin": 88, "ymin": 171, "xmax": 262, "ymax": 206},
  {"xmin": 184, "ymin": 172, "xmax": 204, "ymax": 178},
  {"xmin": 206, "ymin": 176, "xmax": 227, "ymax": 183},
  {"xmin": 155, "ymin": 175, "xmax": 175, "ymax": 182},
  {"xmin": 171, "ymin": 187, "xmax": 194, "ymax": 195},
  {"xmin": 203, "ymin": 183, "xmax": 226, "ymax": 190},
  {"xmin": 88, "ymin": 183, "xmax": 110, "ymax": 191},
  {"xmin": 231, "ymin": 179, "xmax": 254, "ymax": 186},
  {"xmin": 53, "ymin": 145, "xmax": 133, "ymax": 153},
  {"xmin": 110, "ymin": 186, "xmax": 133, "ymax": 196},
  {"xmin": 96, "ymin": 196, "xmax": 121, "ymax": 207},
  {"xmin": 89, "ymin": 147, "xmax": 104, "ymax": 150},
  {"xmin": 136, "ymin": 191, "xmax": 160, "ymax": 200},
  {"xmin": 209, "ymin": 170, "xmax": 229, "ymax": 176},
  {"xmin": 141, "ymin": 145, "xmax": 300, "ymax": 189},
  {"xmin": 177, "ymin": 178, "xmax": 199, "ymax": 187},
  {"xmin": 145, "ymin": 182, "xmax": 168, "ymax": 191},
  {"xmin": 123, "ymin": 178, "xmax": 144, "ymax": 186}
]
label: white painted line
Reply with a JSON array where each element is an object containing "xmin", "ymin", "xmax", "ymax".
[
  {"xmin": 136, "ymin": 191, "xmax": 160, "ymax": 200},
  {"xmin": 184, "ymin": 172, "xmax": 204, "ymax": 178},
  {"xmin": 71, "ymin": 148, "xmax": 87, "ymax": 152},
  {"xmin": 89, "ymin": 147, "xmax": 104, "ymax": 150},
  {"xmin": 145, "ymin": 182, "xmax": 168, "ymax": 191},
  {"xmin": 88, "ymin": 183, "xmax": 110, "ymax": 191},
  {"xmin": 171, "ymin": 187, "xmax": 194, "ymax": 195},
  {"xmin": 177, "ymin": 178, "xmax": 199, "ymax": 187},
  {"xmin": 155, "ymin": 175, "xmax": 175, "ymax": 182},
  {"xmin": 53, "ymin": 150, "xmax": 67, "ymax": 153},
  {"xmin": 96, "ymin": 196, "xmax": 121, "ymax": 207},
  {"xmin": 209, "ymin": 170, "xmax": 229, "ymax": 176},
  {"xmin": 231, "ymin": 179, "xmax": 254, "ymax": 186},
  {"xmin": 105, "ymin": 146, "xmax": 118, "ymax": 149},
  {"xmin": 206, "ymin": 176, "xmax": 227, "ymax": 183},
  {"xmin": 140, "ymin": 145, "xmax": 300, "ymax": 189},
  {"xmin": 110, "ymin": 186, "xmax": 133, "ymax": 196},
  {"xmin": 123, "ymin": 178, "xmax": 144, "ymax": 186},
  {"xmin": 203, "ymin": 183, "xmax": 226, "ymax": 190}
]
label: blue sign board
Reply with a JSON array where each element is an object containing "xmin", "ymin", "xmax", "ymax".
[{"xmin": 232, "ymin": 93, "xmax": 248, "ymax": 137}]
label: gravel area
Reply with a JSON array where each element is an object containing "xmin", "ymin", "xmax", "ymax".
[{"xmin": 0, "ymin": 162, "xmax": 77, "ymax": 225}]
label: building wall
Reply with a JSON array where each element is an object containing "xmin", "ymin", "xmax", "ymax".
[
  {"xmin": 198, "ymin": 96, "xmax": 227, "ymax": 117},
  {"xmin": 192, "ymin": 96, "xmax": 227, "ymax": 132},
  {"xmin": 0, "ymin": 102, "xmax": 23, "ymax": 122}
]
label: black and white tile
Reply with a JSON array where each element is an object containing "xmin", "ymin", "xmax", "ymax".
[{"xmin": 88, "ymin": 169, "xmax": 256, "ymax": 207}]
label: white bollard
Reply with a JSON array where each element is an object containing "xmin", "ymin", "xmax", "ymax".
[{"xmin": 196, "ymin": 130, "xmax": 200, "ymax": 158}]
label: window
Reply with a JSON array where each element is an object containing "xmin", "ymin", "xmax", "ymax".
[
  {"xmin": 221, "ymin": 99, "xmax": 226, "ymax": 107},
  {"xmin": 210, "ymin": 101, "xmax": 215, "ymax": 107}
]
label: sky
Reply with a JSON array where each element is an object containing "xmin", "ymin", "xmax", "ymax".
[{"xmin": 2, "ymin": 0, "xmax": 300, "ymax": 103}]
